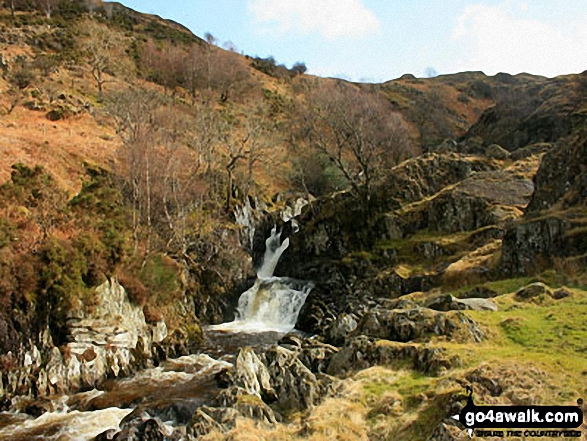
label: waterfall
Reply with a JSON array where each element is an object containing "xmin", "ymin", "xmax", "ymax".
[
  {"xmin": 257, "ymin": 226, "xmax": 290, "ymax": 279},
  {"xmin": 209, "ymin": 226, "xmax": 312, "ymax": 333}
]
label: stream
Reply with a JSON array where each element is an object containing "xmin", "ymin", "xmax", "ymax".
[{"xmin": 0, "ymin": 227, "xmax": 313, "ymax": 440}]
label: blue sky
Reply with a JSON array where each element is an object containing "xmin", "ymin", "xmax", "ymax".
[{"xmin": 118, "ymin": 0, "xmax": 587, "ymax": 82}]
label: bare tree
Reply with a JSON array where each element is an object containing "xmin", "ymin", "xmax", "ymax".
[
  {"xmin": 149, "ymin": 107, "xmax": 211, "ymax": 263},
  {"xmin": 78, "ymin": 20, "xmax": 130, "ymax": 95},
  {"xmin": 190, "ymin": 102, "xmax": 222, "ymax": 174},
  {"xmin": 210, "ymin": 51, "xmax": 252, "ymax": 102},
  {"xmin": 241, "ymin": 103, "xmax": 277, "ymax": 197},
  {"xmin": 220, "ymin": 123, "xmax": 248, "ymax": 211},
  {"xmin": 204, "ymin": 32, "xmax": 216, "ymax": 45},
  {"xmin": 301, "ymin": 80, "xmax": 414, "ymax": 200},
  {"xmin": 141, "ymin": 40, "xmax": 188, "ymax": 95},
  {"xmin": 180, "ymin": 44, "xmax": 203, "ymax": 103},
  {"xmin": 9, "ymin": 0, "xmax": 16, "ymax": 17},
  {"xmin": 35, "ymin": 0, "xmax": 58, "ymax": 19},
  {"xmin": 196, "ymin": 48, "xmax": 252, "ymax": 103},
  {"xmin": 110, "ymin": 89, "xmax": 162, "ymax": 255}
]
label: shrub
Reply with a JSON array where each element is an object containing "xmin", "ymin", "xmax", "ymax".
[
  {"xmin": 56, "ymin": 0, "xmax": 87, "ymax": 19},
  {"xmin": 138, "ymin": 254, "xmax": 180, "ymax": 305},
  {"xmin": 143, "ymin": 304, "xmax": 163, "ymax": 323},
  {"xmin": 38, "ymin": 238, "xmax": 89, "ymax": 345},
  {"xmin": 467, "ymin": 80, "xmax": 493, "ymax": 99},
  {"xmin": 262, "ymin": 88, "xmax": 290, "ymax": 115},
  {"xmin": 457, "ymin": 92, "xmax": 470, "ymax": 103},
  {"xmin": 34, "ymin": 54, "xmax": 60, "ymax": 76},
  {"xmin": 0, "ymin": 219, "xmax": 15, "ymax": 249},
  {"xmin": 118, "ymin": 271, "xmax": 148, "ymax": 306},
  {"xmin": 9, "ymin": 59, "xmax": 36, "ymax": 89},
  {"xmin": 70, "ymin": 165, "xmax": 130, "ymax": 267},
  {"xmin": 251, "ymin": 56, "xmax": 290, "ymax": 79},
  {"xmin": 73, "ymin": 233, "xmax": 108, "ymax": 286},
  {"xmin": 289, "ymin": 152, "xmax": 347, "ymax": 197},
  {"xmin": 290, "ymin": 62, "xmax": 307, "ymax": 75}
]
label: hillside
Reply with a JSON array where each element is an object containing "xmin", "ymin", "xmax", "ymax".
[
  {"xmin": 5, "ymin": 2, "xmax": 583, "ymax": 193},
  {"xmin": 0, "ymin": 2, "xmax": 586, "ymax": 440}
]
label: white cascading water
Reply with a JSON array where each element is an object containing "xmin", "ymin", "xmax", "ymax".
[
  {"xmin": 257, "ymin": 226, "xmax": 290, "ymax": 278},
  {"xmin": 210, "ymin": 226, "xmax": 313, "ymax": 333}
]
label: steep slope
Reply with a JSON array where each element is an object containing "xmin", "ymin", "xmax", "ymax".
[{"xmin": 461, "ymin": 72, "xmax": 587, "ymax": 150}]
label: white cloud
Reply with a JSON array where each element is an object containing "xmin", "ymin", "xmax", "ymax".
[
  {"xmin": 248, "ymin": 0, "xmax": 381, "ymax": 40},
  {"xmin": 452, "ymin": 3, "xmax": 587, "ymax": 77}
]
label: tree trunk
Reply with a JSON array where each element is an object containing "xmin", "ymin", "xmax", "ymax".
[
  {"xmin": 226, "ymin": 168, "xmax": 233, "ymax": 212},
  {"xmin": 145, "ymin": 153, "xmax": 152, "ymax": 257}
]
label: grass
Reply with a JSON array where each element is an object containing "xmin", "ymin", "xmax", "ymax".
[
  {"xmin": 375, "ymin": 227, "xmax": 496, "ymax": 263},
  {"xmin": 438, "ymin": 287, "xmax": 587, "ymax": 404},
  {"xmin": 360, "ymin": 285, "xmax": 587, "ymax": 438}
]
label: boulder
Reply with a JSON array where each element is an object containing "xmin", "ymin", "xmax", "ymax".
[
  {"xmin": 426, "ymin": 423, "xmax": 469, "ymax": 441},
  {"xmin": 509, "ymin": 142, "xmax": 552, "ymax": 160},
  {"xmin": 231, "ymin": 347, "xmax": 274, "ymax": 400},
  {"xmin": 426, "ymin": 295, "xmax": 497, "ymax": 311},
  {"xmin": 460, "ymin": 286, "xmax": 498, "ymax": 299},
  {"xmin": 188, "ymin": 406, "xmax": 241, "ymax": 438},
  {"xmin": 111, "ymin": 416, "xmax": 181, "ymax": 441},
  {"xmin": 485, "ymin": 144, "xmax": 510, "ymax": 160},
  {"xmin": 515, "ymin": 282, "xmax": 552, "ymax": 300},
  {"xmin": 551, "ymin": 288, "xmax": 571, "ymax": 300},
  {"xmin": 297, "ymin": 338, "xmax": 339, "ymax": 374},
  {"xmin": 218, "ymin": 387, "xmax": 276, "ymax": 424},
  {"xmin": 455, "ymin": 297, "xmax": 498, "ymax": 311},
  {"xmin": 265, "ymin": 344, "xmax": 339, "ymax": 411},
  {"xmin": 327, "ymin": 313, "xmax": 358, "ymax": 345}
]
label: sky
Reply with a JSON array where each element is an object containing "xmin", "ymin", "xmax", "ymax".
[{"xmin": 118, "ymin": 0, "xmax": 587, "ymax": 82}]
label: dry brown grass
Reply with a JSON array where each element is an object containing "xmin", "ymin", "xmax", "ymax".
[{"xmin": 0, "ymin": 108, "xmax": 120, "ymax": 194}]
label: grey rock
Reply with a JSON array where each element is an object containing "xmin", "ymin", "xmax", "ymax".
[
  {"xmin": 426, "ymin": 295, "xmax": 497, "ymax": 311},
  {"xmin": 188, "ymin": 406, "xmax": 241, "ymax": 438},
  {"xmin": 426, "ymin": 423, "xmax": 469, "ymax": 441},
  {"xmin": 327, "ymin": 313, "xmax": 358, "ymax": 345},
  {"xmin": 551, "ymin": 288, "xmax": 572, "ymax": 300},
  {"xmin": 327, "ymin": 336, "xmax": 455, "ymax": 377},
  {"xmin": 515, "ymin": 282, "xmax": 552, "ymax": 300},
  {"xmin": 485, "ymin": 144, "xmax": 510, "ymax": 160},
  {"xmin": 354, "ymin": 307, "xmax": 483, "ymax": 343}
]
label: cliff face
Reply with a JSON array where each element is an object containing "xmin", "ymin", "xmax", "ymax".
[
  {"xmin": 1, "ymin": 279, "xmax": 171, "ymax": 406},
  {"xmin": 526, "ymin": 134, "xmax": 587, "ymax": 212},
  {"xmin": 501, "ymin": 134, "xmax": 587, "ymax": 274}
]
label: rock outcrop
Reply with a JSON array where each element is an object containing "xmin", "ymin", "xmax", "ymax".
[
  {"xmin": 501, "ymin": 136, "xmax": 587, "ymax": 274},
  {"xmin": 527, "ymin": 135, "xmax": 587, "ymax": 212},
  {"xmin": 184, "ymin": 337, "xmax": 341, "ymax": 438},
  {"xmin": 327, "ymin": 336, "xmax": 456, "ymax": 376},
  {"xmin": 353, "ymin": 307, "xmax": 483, "ymax": 343},
  {"xmin": 0, "ymin": 279, "xmax": 175, "ymax": 407}
]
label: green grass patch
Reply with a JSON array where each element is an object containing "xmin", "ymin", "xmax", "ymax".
[{"xmin": 441, "ymin": 287, "xmax": 587, "ymax": 381}]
